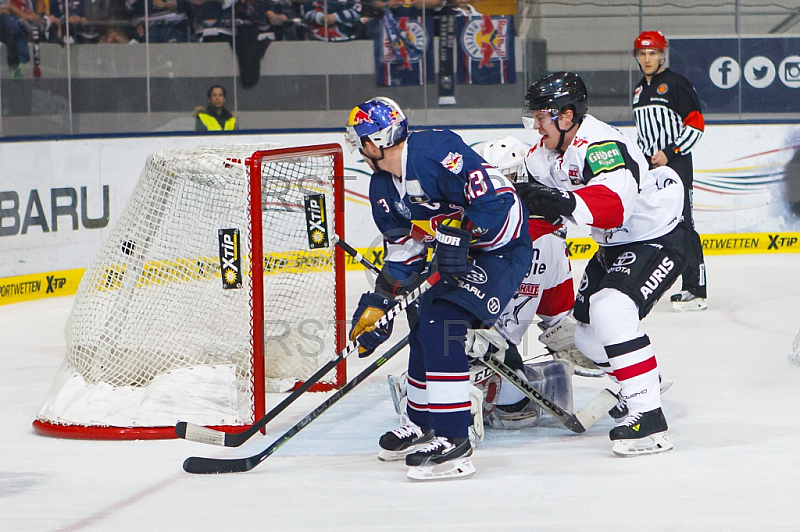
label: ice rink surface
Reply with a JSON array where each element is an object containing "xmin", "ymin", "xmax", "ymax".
[{"xmin": 2, "ymin": 253, "xmax": 800, "ymax": 532}]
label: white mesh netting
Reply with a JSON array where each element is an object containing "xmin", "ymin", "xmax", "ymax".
[
  {"xmin": 36, "ymin": 144, "xmax": 343, "ymax": 431},
  {"xmin": 789, "ymin": 329, "xmax": 800, "ymax": 366}
]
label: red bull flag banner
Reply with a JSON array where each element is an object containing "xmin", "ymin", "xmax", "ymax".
[
  {"xmin": 456, "ymin": 15, "xmax": 515, "ymax": 85},
  {"xmin": 374, "ymin": 10, "xmax": 435, "ymax": 86}
]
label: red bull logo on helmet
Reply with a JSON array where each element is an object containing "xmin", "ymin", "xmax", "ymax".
[{"xmin": 349, "ymin": 107, "xmax": 373, "ymax": 126}]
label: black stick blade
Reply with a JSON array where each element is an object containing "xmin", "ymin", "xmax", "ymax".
[{"xmin": 183, "ymin": 456, "xmax": 259, "ymax": 474}]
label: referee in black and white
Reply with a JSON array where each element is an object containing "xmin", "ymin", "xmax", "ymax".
[{"xmin": 632, "ymin": 30, "xmax": 707, "ymax": 311}]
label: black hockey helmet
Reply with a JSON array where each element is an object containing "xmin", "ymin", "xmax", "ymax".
[{"xmin": 524, "ymin": 72, "xmax": 588, "ymax": 124}]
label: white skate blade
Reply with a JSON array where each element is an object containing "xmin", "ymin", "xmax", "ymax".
[
  {"xmin": 378, "ymin": 447, "xmax": 415, "ymax": 462},
  {"xmin": 612, "ymin": 431, "xmax": 673, "ymax": 457},
  {"xmin": 672, "ymin": 298, "xmax": 707, "ymax": 312},
  {"xmin": 378, "ymin": 439, "xmax": 433, "ymax": 462},
  {"xmin": 407, "ymin": 457, "xmax": 476, "ymax": 481},
  {"xmin": 575, "ymin": 389, "xmax": 619, "ymax": 430},
  {"xmin": 660, "ymin": 379, "xmax": 673, "ymax": 394},
  {"xmin": 574, "ymin": 365, "xmax": 607, "ymax": 378}
]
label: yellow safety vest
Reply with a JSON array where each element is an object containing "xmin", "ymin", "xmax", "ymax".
[{"xmin": 198, "ymin": 112, "xmax": 236, "ymax": 131}]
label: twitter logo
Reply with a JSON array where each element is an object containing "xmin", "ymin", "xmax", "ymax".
[{"xmin": 744, "ymin": 56, "xmax": 775, "ymax": 88}]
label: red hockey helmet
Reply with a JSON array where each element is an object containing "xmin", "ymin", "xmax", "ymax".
[{"xmin": 633, "ymin": 31, "xmax": 668, "ymax": 55}]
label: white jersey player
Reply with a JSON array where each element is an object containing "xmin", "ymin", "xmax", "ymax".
[
  {"xmin": 465, "ymin": 136, "xmax": 600, "ymax": 429},
  {"xmin": 516, "ymin": 72, "xmax": 686, "ymax": 457},
  {"xmin": 481, "ymin": 136, "xmax": 603, "ymax": 378}
]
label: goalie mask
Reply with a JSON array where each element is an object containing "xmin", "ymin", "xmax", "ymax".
[
  {"xmin": 345, "ymin": 97, "xmax": 409, "ymax": 154},
  {"xmin": 481, "ymin": 136, "xmax": 529, "ymax": 182}
]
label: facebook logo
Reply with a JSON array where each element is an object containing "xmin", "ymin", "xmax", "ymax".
[{"xmin": 709, "ymin": 56, "xmax": 741, "ymax": 89}]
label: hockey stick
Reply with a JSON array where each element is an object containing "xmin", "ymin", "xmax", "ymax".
[
  {"xmin": 183, "ymin": 335, "xmax": 410, "ymax": 474},
  {"xmin": 481, "ymin": 355, "xmax": 618, "ymax": 434},
  {"xmin": 330, "ymin": 234, "xmax": 380, "ymax": 275},
  {"xmin": 176, "ymin": 257, "xmax": 439, "ymax": 447}
]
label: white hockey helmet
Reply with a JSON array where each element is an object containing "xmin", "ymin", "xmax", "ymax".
[{"xmin": 481, "ymin": 136, "xmax": 529, "ymax": 181}]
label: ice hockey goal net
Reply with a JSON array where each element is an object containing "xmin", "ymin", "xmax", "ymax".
[{"xmin": 33, "ymin": 143, "xmax": 346, "ymax": 439}]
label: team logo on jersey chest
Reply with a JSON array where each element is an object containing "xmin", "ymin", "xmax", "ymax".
[
  {"xmin": 441, "ymin": 152, "xmax": 464, "ymax": 174},
  {"xmin": 633, "ymin": 86, "xmax": 642, "ymax": 104},
  {"xmin": 657, "ymin": 83, "xmax": 669, "ymax": 95}
]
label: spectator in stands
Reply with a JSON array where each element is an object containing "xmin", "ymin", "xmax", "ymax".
[
  {"xmin": 127, "ymin": 0, "xmax": 189, "ymax": 43},
  {"xmin": 48, "ymin": 0, "xmax": 89, "ymax": 43},
  {"xmin": 234, "ymin": 0, "xmax": 301, "ymax": 86},
  {"xmin": 195, "ymin": 84, "xmax": 238, "ymax": 131},
  {"xmin": 190, "ymin": 0, "xmax": 233, "ymax": 42},
  {"xmin": 300, "ymin": 0, "xmax": 368, "ymax": 41},
  {"xmin": 451, "ymin": 0, "xmax": 477, "ymax": 17},
  {"xmin": 370, "ymin": 0, "xmax": 442, "ymax": 40},
  {"xmin": 48, "ymin": 0, "xmax": 130, "ymax": 44},
  {"xmin": 1, "ymin": 0, "xmax": 40, "ymax": 77},
  {"xmin": 242, "ymin": 0, "xmax": 299, "ymax": 43}
]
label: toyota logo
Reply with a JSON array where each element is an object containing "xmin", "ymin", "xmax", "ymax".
[{"xmin": 613, "ymin": 252, "xmax": 637, "ymax": 267}]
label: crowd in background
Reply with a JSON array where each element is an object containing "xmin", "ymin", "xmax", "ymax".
[{"xmin": 1, "ymin": 0, "xmax": 463, "ymax": 77}]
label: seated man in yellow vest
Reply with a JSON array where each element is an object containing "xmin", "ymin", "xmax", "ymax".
[{"xmin": 195, "ymin": 85, "xmax": 237, "ymax": 131}]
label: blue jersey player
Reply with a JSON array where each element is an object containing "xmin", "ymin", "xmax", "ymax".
[{"xmin": 345, "ymin": 97, "xmax": 532, "ymax": 480}]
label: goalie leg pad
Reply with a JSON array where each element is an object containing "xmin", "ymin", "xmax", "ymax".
[
  {"xmin": 469, "ymin": 362, "xmax": 502, "ymax": 418},
  {"xmin": 487, "ymin": 359, "xmax": 573, "ymax": 430},
  {"xmin": 468, "ymin": 384, "xmax": 485, "ymax": 446}
]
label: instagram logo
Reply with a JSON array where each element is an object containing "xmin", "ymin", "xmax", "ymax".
[{"xmin": 779, "ymin": 56, "xmax": 800, "ymax": 88}]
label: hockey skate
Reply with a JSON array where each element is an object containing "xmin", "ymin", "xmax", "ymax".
[
  {"xmin": 378, "ymin": 424, "xmax": 435, "ymax": 462},
  {"xmin": 405, "ymin": 437, "xmax": 475, "ymax": 481},
  {"xmin": 670, "ymin": 290, "xmax": 707, "ymax": 312},
  {"xmin": 609, "ymin": 407, "xmax": 673, "ymax": 457},
  {"xmin": 608, "ymin": 376, "xmax": 673, "ymax": 420}
]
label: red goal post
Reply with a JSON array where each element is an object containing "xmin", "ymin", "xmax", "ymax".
[{"xmin": 33, "ymin": 143, "xmax": 347, "ymax": 440}]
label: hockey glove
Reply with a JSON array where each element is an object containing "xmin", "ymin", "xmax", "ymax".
[
  {"xmin": 538, "ymin": 316, "xmax": 604, "ymax": 378},
  {"xmin": 516, "ymin": 181, "xmax": 576, "ymax": 225},
  {"xmin": 350, "ymin": 292, "xmax": 397, "ymax": 358},
  {"xmin": 435, "ymin": 218, "xmax": 473, "ymax": 285},
  {"xmin": 465, "ymin": 327, "xmax": 508, "ymax": 363}
]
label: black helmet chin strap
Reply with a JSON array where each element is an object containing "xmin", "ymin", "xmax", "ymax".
[
  {"xmin": 360, "ymin": 144, "xmax": 387, "ymax": 172},
  {"xmin": 555, "ymin": 116, "xmax": 581, "ymax": 153}
]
